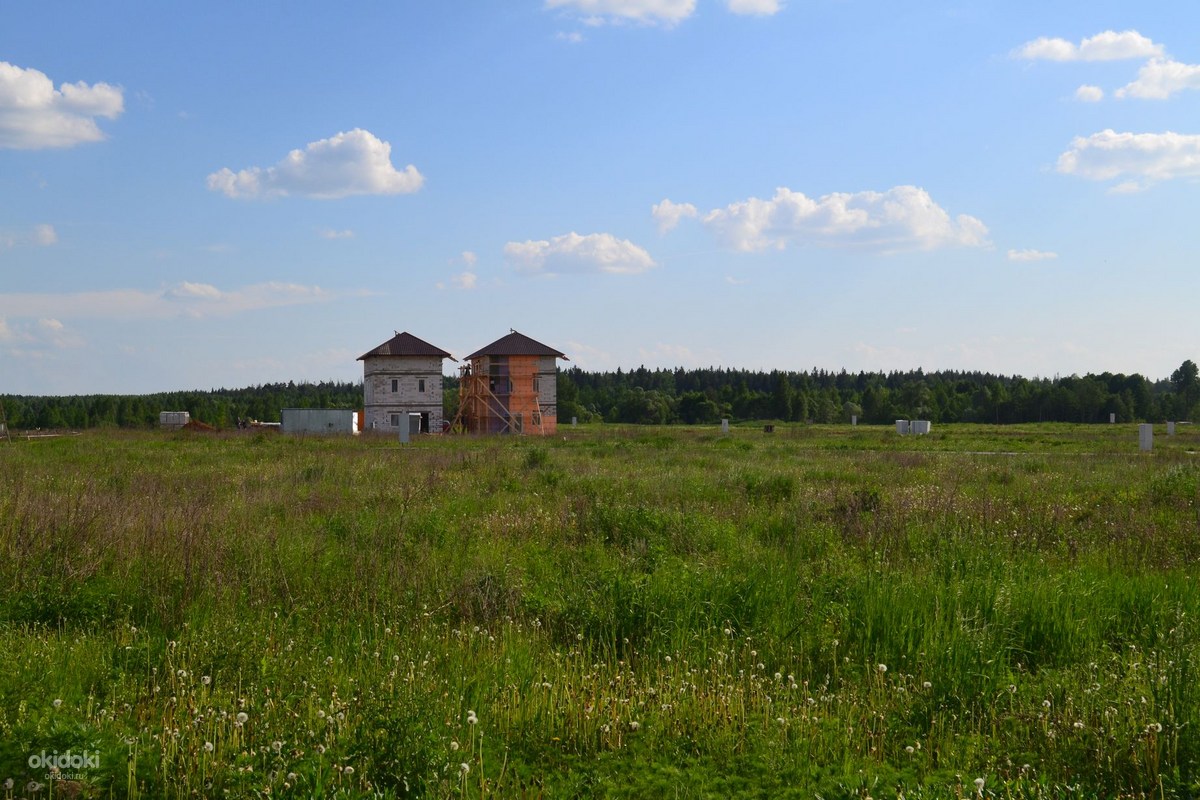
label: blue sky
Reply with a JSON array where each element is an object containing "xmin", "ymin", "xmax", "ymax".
[{"xmin": 2, "ymin": 1, "xmax": 1198, "ymax": 394}]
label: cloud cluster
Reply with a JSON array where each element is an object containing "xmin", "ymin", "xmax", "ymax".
[
  {"xmin": 651, "ymin": 199, "xmax": 698, "ymax": 233},
  {"xmin": 0, "ymin": 61, "xmax": 123, "ymax": 149},
  {"xmin": 1, "ymin": 223, "xmax": 57, "ymax": 249},
  {"xmin": 1116, "ymin": 58, "xmax": 1200, "ymax": 100},
  {"xmin": 546, "ymin": 0, "xmax": 781, "ymax": 27},
  {"xmin": 0, "ymin": 281, "xmax": 343, "ymax": 322},
  {"xmin": 1016, "ymin": 29, "xmax": 1200, "ymax": 103},
  {"xmin": 1014, "ymin": 30, "xmax": 1162, "ymax": 62},
  {"xmin": 504, "ymin": 231, "xmax": 656, "ymax": 274},
  {"xmin": 676, "ymin": 186, "xmax": 988, "ymax": 253},
  {"xmin": 1057, "ymin": 130, "xmax": 1200, "ymax": 184},
  {"xmin": 207, "ymin": 129, "xmax": 423, "ymax": 200},
  {"xmin": 1007, "ymin": 248, "xmax": 1058, "ymax": 262}
]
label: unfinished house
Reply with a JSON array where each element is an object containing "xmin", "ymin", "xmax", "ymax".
[
  {"xmin": 358, "ymin": 332, "xmax": 455, "ymax": 433},
  {"xmin": 454, "ymin": 331, "xmax": 567, "ymax": 435}
]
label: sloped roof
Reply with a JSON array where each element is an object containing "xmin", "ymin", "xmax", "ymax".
[
  {"xmin": 358, "ymin": 331, "xmax": 456, "ymax": 361},
  {"xmin": 465, "ymin": 331, "xmax": 568, "ymax": 361}
]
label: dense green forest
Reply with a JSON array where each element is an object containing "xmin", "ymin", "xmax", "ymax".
[{"xmin": 3, "ymin": 360, "xmax": 1197, "ymax": 430}]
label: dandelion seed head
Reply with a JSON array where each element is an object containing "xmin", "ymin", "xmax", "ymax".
[
  {"xmin": 52, "ymin": 699, "xmax": 62, "ymax": 708},
  {"xmin": 236, "ymin": 712, "xmax": 249, "ymax": 724},
  {"xmin": 878, "ymin": 664, "xmax": 888, "ymax": 673},
  {"xmin": 460, "ymin": 763, "xmax": 470, "ymax": 775},
  {"xmin": 204, "ymin": 741, "xmax": 214, "ymax": 752}
]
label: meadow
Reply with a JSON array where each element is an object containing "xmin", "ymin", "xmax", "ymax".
[{"xmin": 0, "ymin": 423, "xmax": 1198, "ymax": 798}]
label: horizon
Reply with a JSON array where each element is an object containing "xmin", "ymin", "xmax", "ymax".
[{"xmin": 3, "ymin": 2, "xmax": 1199, "ymax": 395}]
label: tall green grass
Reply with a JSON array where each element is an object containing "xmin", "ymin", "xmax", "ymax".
[{"xmin": 0, "ymin": 424, "xmax": 1198, "ymax": 797}]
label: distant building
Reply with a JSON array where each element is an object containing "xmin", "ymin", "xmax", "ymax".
[
  {"xmin": 455, "ymin": 331, "xmax": 567, "ymax": 435},
  {"xmin": 358, "ymin": 332, "xmax": 455, "ymax": 433}
]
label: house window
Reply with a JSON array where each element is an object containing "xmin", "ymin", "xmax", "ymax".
[
  {"xmin": 418, "ymin": 379, "xmax": 425, "ymax": 393},
  {"xmin": 390, "ymin": 413, "xmax": 400, "ymax": 427},
  {"xmin": 391, "ymin": 379, "xmax": 399, "ymax": 393},
  {"xmin": 534, "ymin": 376, "xmax": 540, "ymax": 393}
]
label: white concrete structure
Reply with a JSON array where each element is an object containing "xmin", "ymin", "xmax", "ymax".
[
  {"xmin": 896, "ymin": 419, "xmax": 910, "ymax": 435},
  {"xmin": 1168, "ymin": 421, "xmax": 1176, "ymax": 436},
  {"xmin": 911, "ymin": 420, "xmax": 932, "ymax": 435},
  {"xmin": 1139, "ymin": 423, "xmax": 1153, "ymax": 452},
  {"xmin": 358, "ymin": 332, "xmax": 454, "ymax": 434}
]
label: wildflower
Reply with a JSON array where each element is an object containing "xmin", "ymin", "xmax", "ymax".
[
  {"xmin": 27, "ymin": 782, "xmax": 42, "ymax": 793},
  {"xmin": 204, "ymin": 742, "xmax": 214, "ymax": 752},
  {"xmin": 723, "ymin": 628, "xmax": 732, "ymax": 636},
  {"xmin": 1008, "ymin": 685, "xmax": 1017, "ymax": 694},
  {"xmin": 905, "ymin": 745, "xmax": 915, "ymax": 754},
  {"xmin": 272, "ymin": 740, "xmax": 283, "ymax": 753},
  {"xmin": 467, "ymin": 711, "xmax": 478, "ymax": 725},
  {"xmin": 287, "ymin": 772, "xmax": 297, "ymax": 782},
  {"xmin": 52, "ymin": 699, "xmax": 62, "ymax": 708},
  {"xmin": 317, "ymin": 745, "xmax": 326, "ymax": 755},
  {"xmin": 922, "ymin": 681, "xmax": 932, "ymax": 689},
  {"xmin": 776, "ymin": 717, "xmax": 785, "ymax": 725},
  {"xmin": 3, "ymin": 779, "xmax": 12, "ymax": 790},
  {"xmin": 974, "ymin": 777, "xmax": 985, "ymax": 795},
  {"xmin": 450, "ymin": 741, "xmax": 460, "ymax": 751},
  {"xmin": 1043, "ymin": 700, "xmax": 1051, "ymax": 709},
  {"xmin": 202, "ymin": 676, "xmax": 211, "ymax": 686},
  {"xmin": 1073, "ymin": 721, "xmax": 1084, "ymax": 730},
  {"xmin": 236, "ymin": 712, "xmax": 249, "ymax": 725},
  {"xmin": 541, "ymin": 682, "xmax": 552, "ymax": 689},
  {"xmin": 665, "ymin": 655, "xmax": 671, "ymax": 663},
  {"xmin": 629, "ymin": 721, "xmax": 640, "ymax": 731},
  {"xmin": 344, "ymin": 766, "xmax": 354, "ymax": 776},
  {"xmin": 877, "ymin": 664, "xmax": 888, "ymax": 673},
  {"xmin": 459, "ymin": 763, "xmax": 470, "ymax": 775},
  {"xmin": 1149, "ymin": 722, "xmax": 1163, "ymax": 733}
]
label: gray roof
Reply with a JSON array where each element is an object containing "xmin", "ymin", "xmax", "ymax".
[
  {"xmin": 464, "ymin": 331, "xmax": 567, "ymax": 360},
  {"xmin": 358, "ymin": 332, "xmax": 455, "ymax": 361}
]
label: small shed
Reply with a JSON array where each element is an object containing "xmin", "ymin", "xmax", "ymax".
[
  {"xmin": 160, "ymin": 411, "xmax": 191, "ymax": 430},
  {"xmin": 280, "ymin": 408, "xmax": 357, "ymax": 435}
]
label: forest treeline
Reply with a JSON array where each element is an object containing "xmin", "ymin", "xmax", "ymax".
[
  {"xmin": 554, "ymin": 361, "xmax": 1200, "ymax": 426},
  {"xmin": 3, "ymin": 360, "xmax": 1197, "ymax": 430}
]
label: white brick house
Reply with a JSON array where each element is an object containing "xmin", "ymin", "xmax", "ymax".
[{"xmin": 358, "ymin": 332, "xmax": 455, "ymax": 433}]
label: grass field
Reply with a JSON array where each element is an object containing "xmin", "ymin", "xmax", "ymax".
[{"xmin": 1, "ymin": 423, "xmax": 1198, "ymax": 798}]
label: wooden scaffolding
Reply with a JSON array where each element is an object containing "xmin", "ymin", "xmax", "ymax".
[{"xmin": 450, "ymin": 356, "xmax": 547, "ymax": 435}]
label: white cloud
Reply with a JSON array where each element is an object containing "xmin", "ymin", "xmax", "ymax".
[
  {"xmin": 1075, "ymin": 84, "xmax": 1104, "ymax": 102},
  {"xmin": 555, "ymin": 31, "xmax": 585, "ymax": 43},
  {"xmin": 450, "ymin": 271, "xmax": 478, "ymax": 290},
  {"xmin": 318, "ymin": 228, "xmax": 355, "ymax": 239},
  {"xmin": 1057, "ymin": 129, "xmax": 1200, "ymax": 183},
  {"xmin": 1116, "ymin": 58, "xmax": 1200, "ymax": 100},
  {"xmin": 1007, "ymin": 248, "xmax": 1058, "ymax": 262},
  {"xmin": 1107, "ymin": 180, "xmax": 1146, "ymax": 194},
  {"xmin": 461, "ymin": 250, "xmax": 478, "ymax": 267},
  {"xmin": 504, "ymin": 232, "xmax": 656, "ymax": 275},
  {"xmin": 0, "ymin": 61, "xmax": 123, "ymax": 149},
  {"xmin": 545, "ymin": 0, "xmax": 696, "ymax": 27},
  {"xmin": 207, "ymin": 129, "xmax": 424, "ymax": 200},
  {"xmin": 1014, "ymin": 30, "xmax": 1163, "ymax": 62},
  {"xmin": 0, "ymin": 281, "xmax": 347, "ymax": 321},
  {"xmin": 725, "ymin": 275, "xmax": 749, "ymax": 285},
  {"xmin": 0, "ymin": 317, "xmax": 12, "ymax": 341},
  {"xmin": 727, "ymin": 0, "xmax": 782, "ymax": 15},
  {"xmin": 652, "ymin": 198, "xmax": 698, "ymax": 233},
  {"xmin": 700, "ymin": 185, "xmax": 989, "ymax": 253},
  {"xmin": 1, "ymin": 223, "xmax": 57, "ymax": 249}
]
